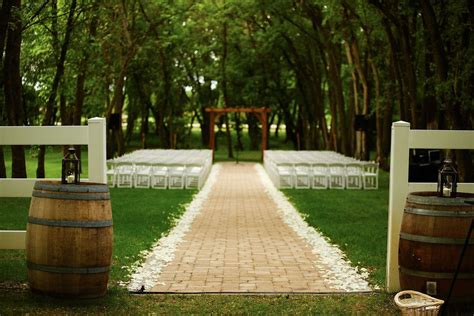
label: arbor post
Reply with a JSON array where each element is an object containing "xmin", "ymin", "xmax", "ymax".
[
  {"xmin": 261, "ymin": 111, "xmax": 268, "ymax": 161},
  {"xmin": 205, "ymin": 107, "xmax": 271, "ymax": 162},
  {"xmin": 209, "ymin": 112, "xmax": 215, "ymax": 161}
]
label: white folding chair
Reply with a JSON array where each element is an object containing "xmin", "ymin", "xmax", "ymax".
[
  {"xmin": 116, "ymin": 163, "xmax": 134, "ymax": 188},
  {"xmin": 106, "ymin": 162, "xmax": 117, "ymax": 188},
  {"xmin": 168, "ymin": 165, "xmax": 185, "ymax": 189},
  {"xmin": 328, "ymin": 163, "xmax": 345, "ymax": 189},
  {"xmin": 277, "ymin": 163, "xmax": 294, "ymax": 189},
  {"xmin": 294, "ymin": 162, "xmax": 311, "ymax": 189},
  {"xmin": 151, "ymin": 165, "xmax": 168, "ymax": 189},
  {"xmin": 311, "ymin": 163, "xmax": 329, "ymax": 189},
  {"xmin": 345, "ymin": 163, "xmax": 363, "ymax": 189},
  {"xmin": 362, "ymin": 162, "xmax": 379, "ymax": 189},
  {"xmin": 185, "ymin": 165, "xmax": 203, "ymax": 189},
  {"xmin": 134, "ymin": 164, "xmax": 152, "ymax": 188}
]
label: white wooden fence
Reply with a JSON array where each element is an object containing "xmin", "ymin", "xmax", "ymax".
[
  {"xmin": 0, "ymin": 117, "xmax": 106, "ymax": 250},
  {"xmin": 386, "ymin": 121, "xmax": 474, "ymax": 292}
]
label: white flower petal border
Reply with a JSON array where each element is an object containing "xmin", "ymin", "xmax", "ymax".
[
  {"xmin": 255, "ymin": 164, "xmax": 373, "ymax": 292},
  {"xmin": 126, "ymin": 164, "xmax": 221, "ymax": 292}
]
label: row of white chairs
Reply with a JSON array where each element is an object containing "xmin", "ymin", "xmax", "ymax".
[
  {"xmin": 264, "ymin": 150, "xmax": 379, "ymax": 189},
  {"xmin": 107, "ymin": 150, "xmax": 212, "ymax": 189}
]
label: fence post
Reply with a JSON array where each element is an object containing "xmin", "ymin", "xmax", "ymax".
[
  {"xmin": 386, "ymin": 121, "xmax": 411, "ymax": 292},
  {"xmin": 87, "ymin": 117, "xmax": 107, "ymax": 184}
]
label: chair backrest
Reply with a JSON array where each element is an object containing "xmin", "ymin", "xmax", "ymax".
[
  {"xmin": 294, "ymin": 162, "xmax": 311, "ymax": 171},
  {"xmin": 345, "ymin": 163, "xmax": 362, "ymax": 174},
  {"xmin": 117, "ymin": 162, "xmax": 134, "ymax": 171},
  {"xmin": 277, "ymin": 163, "xmax": 294, "ymax": 172},
  {"xmin": 312, "ymin": 163, "xmax": 328, "ymax": 173},
  {"xmin": 152, "ymin": 165, "xmax": 168, "ymax": 173},
  {"xmin": 329, "ymin": 163, "xmax": 345, "ymax": 173},
  {"xmin": 135, "ymin": 163, "xmax": 151, "ymax": 172},
  {"xmin": 186, "ymin": 164, "xmax": 203, "ymax": 174},
  {"xmin": 168, "ymin": 164, "xmax": 186, "ymax": 173},
  {"xmin": 363, "ymin": 162, "xmax": 379, "ymax": 174}
]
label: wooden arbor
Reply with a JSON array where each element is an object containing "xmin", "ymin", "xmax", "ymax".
[{"xmin": 205, "ymin": 107, "xmax": 271, "ymax": 161}]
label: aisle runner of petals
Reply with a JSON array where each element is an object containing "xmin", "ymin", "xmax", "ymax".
[
  {"xmin": 255, "ymin": 164, "xmax": 373, "ymax": 292},
  {"xmin": 126, "ymin": 165, "xmax": 221, "ymax": 291}
]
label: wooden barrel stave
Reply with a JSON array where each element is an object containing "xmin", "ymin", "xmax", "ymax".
[
  {"xmin": 399, "ymin": 191, "xmax": 474, "ymax": 302},
  {"xmin": 399, "ymin": 240, "xmax": 473, "ymax": 272},
  {"xmin": 26, "ymin": 181, "xmax": 113, "ymax": 298},
  {"xmin": 399, "ymin": 273, "xmax": 474, "ymax": 301}
]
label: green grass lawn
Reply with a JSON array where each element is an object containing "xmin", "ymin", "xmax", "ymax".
[
  {"xmin": 2, "ymin": 146, "xmax": 89, "ymax": 178},
  {"xmin": 0, "ymin": 290, "xmax": 398, "ymax": 314},
  {"xmin": 0, "ymin": 174, "xmax": 399, "ymax": 314},
  {"xmin": 283, "ymin": 171, "xmax": 390, "ymax": 288},
  {"xmin": 0, "ymin": 189, "xmax": 397, "ymax": 314},
  {"xmin": 0, "ymin": 188, "xmax": 195, "ymax": 285},
  {"xmin": 0, "ymin": 137, "xmax": 400, "ymax": 314}
]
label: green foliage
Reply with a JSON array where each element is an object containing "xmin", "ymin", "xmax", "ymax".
[
  {"xmin": 2, "ymin": 146, "xmax": 88, "ymax": 178},
  {"xmin": 3, "ymin": 0, "xmax": 472, "ymax": 161}
]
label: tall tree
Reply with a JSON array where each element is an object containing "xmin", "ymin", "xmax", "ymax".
[
  {"xmin": 3, "ymin": 0, "xmax": 26, "ymax": 178},
  {"xmin": 36, "ymin": 0, "xmax": 77, "ymax": 178},
  {"xmin": 220, "ymin": 20, "xmax": 234, "ymax": 158},
  {"xmin": 0, "ymin": 0, "xmax": 14, "ymax": 178}
]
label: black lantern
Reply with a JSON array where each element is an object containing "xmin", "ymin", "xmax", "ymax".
[
  {"xmin": 437, "ymin": 158, "xmax": 458, "ymax": 198},
  {"xmin": 62, "ymin": 147, "xmax": 80, "ymax": 184}
]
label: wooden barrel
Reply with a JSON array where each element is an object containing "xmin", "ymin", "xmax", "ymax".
[
  {"xmin": 399, "ymin": 191, "xmax": 474, "ymax": 302},
  {"xmin": 26, "ymin": 181, "xmax": 113, "ymax": 298}
]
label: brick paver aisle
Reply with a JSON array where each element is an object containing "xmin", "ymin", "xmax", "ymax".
[{"xmin": 150, "ymin": 162, "xmax": 336, "ymax": 293}]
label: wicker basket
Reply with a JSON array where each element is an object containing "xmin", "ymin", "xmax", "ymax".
[{"xmin": 394, "ymin": 290, "xmax": 444, "ymax": 316}]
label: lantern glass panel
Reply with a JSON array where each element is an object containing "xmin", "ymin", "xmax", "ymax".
[
  {"xmin": 61, "ymin": 148, "xmax": 80, "ymax": 184},
  {"xmin": 437, "ymin": 158, "xmax": 458, "ymax": 198}
]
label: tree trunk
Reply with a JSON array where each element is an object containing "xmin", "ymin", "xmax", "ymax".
[
  {"xmin": 346, "ymin": 35, "xmax": 370, "ymax": 159},
  {"xmin": 371, "ymin": 59, "xmax": 387, "ymax": 169},
  {"xmin": 0, "ymin": 1, "xmax": 14, "ymax": 178},
  {"xmin": 0, "ymin": 146, "xmax": 6, "ymax": 178},
  {"xmin": 36, "ymin": 0, "xmax": 77, "ymax": 178},
  {"xmin": 371, "ymin": 3, "xmax": 409, "ymax": 123},
  {"xmin": 382, "ymin": 55, "xmax": 395, "ymax": 161},
  {"xmin": 247, "ymin": 113, "xmax": 260, "ymax": 150},
  {"xmin": 200, "ymin": 106, "xmax": 210, "ymax": 146},
  {"xmin": 420, "ymin": 0, "xmax": 471, "ymax": 181},
  {"xmin": 322, "ymin": 31, "xmax": 348, "ymax": 154},
  {"xmin": 125, "ymin": 100, "xmax": 137, "ymax": 145},
  {"xmin": 305, "ymin": 3, "xmax": 349, "ymax": 154},
  {"xmin": 234, "ymin": 113, "xmax": 243, "ymax": 151},
  {"xmin": 0, "ymin": 1, "xmax": 13, "ymax": 57},
  {"xmin": 140, "ymin": 104, "xmax": 150, "ymax": 149},
  {"xmin": 109, "ymin": 73, "xmax": 126, "ymax": 156},
  {"xmin": 72, "ymin": 15, "xmax": 97, "ymax": 163},
  {"xmin": 3, "ymin": 0, "xmax": 26, "ymax": 178},
  {"xmin": 344, "ymin": 41, "xmax": 358, "ymax": 157},
  {"xmin": 221, "ymin": 21, "xmax": 233, "ymax": 158},
  {"xmin": 106, "ymin": 46, "xmax": 135, "ymax": 156},
  {"xmin": 399, "ymin": 19, "xmax": 418, "ymax": 128}
]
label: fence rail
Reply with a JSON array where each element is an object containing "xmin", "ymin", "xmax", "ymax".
[
  {"xmin": 0, "ymin": 117, "xmax": 106, "ymax": 249},
  {"xmin": 386, "ymin": 121, "xmax": 474, "ymax": 292}
]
